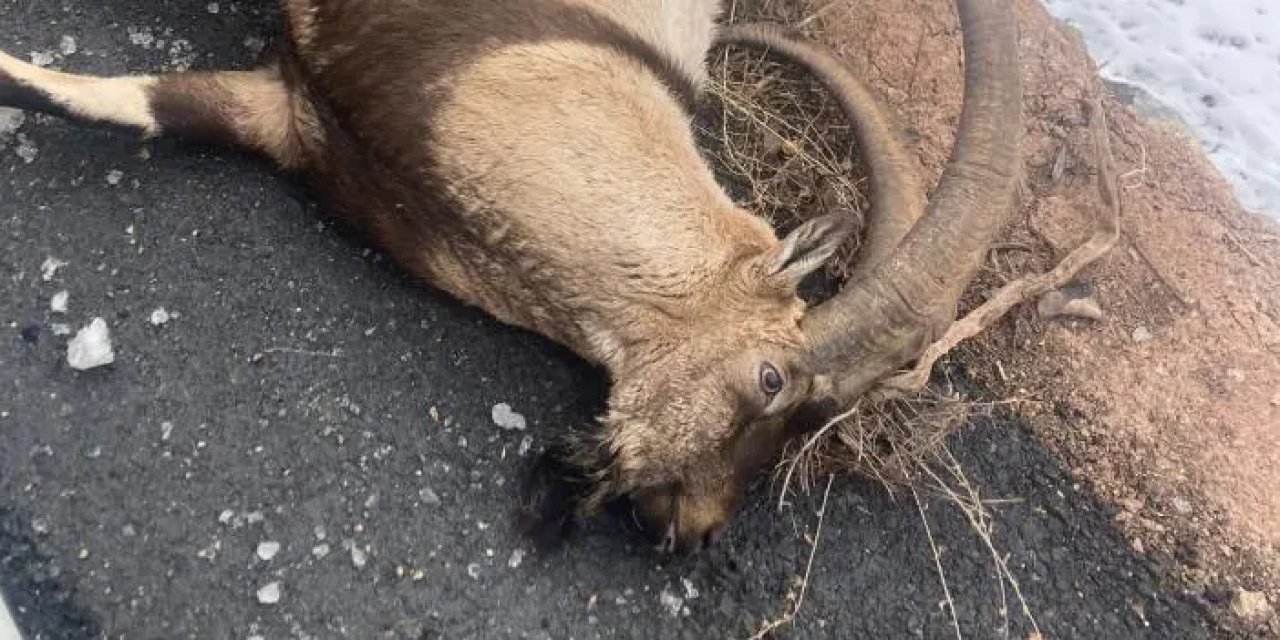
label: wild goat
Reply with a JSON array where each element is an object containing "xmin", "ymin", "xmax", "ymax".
[{"xmin": 0, "ymin": 0, "xmax": 1020, "ymax": 553}]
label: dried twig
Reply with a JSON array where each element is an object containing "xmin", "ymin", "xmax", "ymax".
[
  {"xmin": 915, "ymin": 487, "xmax": 964, "ymax": 640},
  {"xmin": 751, "ymin": 474, "xmax": 834, "ymax": 639}
]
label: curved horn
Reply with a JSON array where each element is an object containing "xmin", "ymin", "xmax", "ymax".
[
  {"xmin": 733, "ymin": 0, "xmax": 1021, "ymax": 404},
  {"xmin": 716, "ymin": 23, "xmax": 925, "ymax": 281}
]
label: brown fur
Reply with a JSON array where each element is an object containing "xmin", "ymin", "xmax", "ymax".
[{"xmin": 0, "ymin": 0, "xmax": 850, "ymax": 553}]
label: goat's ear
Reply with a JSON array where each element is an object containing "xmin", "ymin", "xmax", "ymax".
[{"xmin": 766, "ymin": 213, "xmax": 849, "ymax": 289}]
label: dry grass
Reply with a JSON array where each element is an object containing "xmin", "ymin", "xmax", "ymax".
[{"xmin": 698, "ymin": 14, "xmax": 869, "ymax": 282}]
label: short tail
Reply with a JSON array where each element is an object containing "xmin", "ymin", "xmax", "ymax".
[{"xmin": 0, "ymin": 51, "xmax": 310, "ymax": 168}]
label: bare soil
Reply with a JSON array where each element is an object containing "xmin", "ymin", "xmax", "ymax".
[{"xmin": 738, "ymin": 0, "xmax": 1280, "ymax": 633}]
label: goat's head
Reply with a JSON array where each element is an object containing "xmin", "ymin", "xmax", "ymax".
[
  {"xmin": 523, "ymin": 214, "xmax": 846, "ymax": 553},
  {"xmin": 525, "ymin": 0, "xmax": 1022, "ymax": 554}
]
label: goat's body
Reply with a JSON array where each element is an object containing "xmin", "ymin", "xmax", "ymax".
[
  {"xmin": 0, "ymin": 0, "xmax": 850, "ymax": 551},
  {"xmin": 274, "ymin": 0, "xmax": 779, "ymax": 371}
]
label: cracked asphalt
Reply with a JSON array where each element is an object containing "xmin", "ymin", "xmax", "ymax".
[{"xmin": 0, "ymin": 1, "xmax": 1223, "ymax": 638}]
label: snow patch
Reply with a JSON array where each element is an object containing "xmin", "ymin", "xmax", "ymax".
[{"xmin": 1044, "ymin": 0, "xmax": 1280, "ymax": 218}]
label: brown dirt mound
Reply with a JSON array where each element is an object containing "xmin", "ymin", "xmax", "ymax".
[{"xmin": 717, "ymin": 0, "xmax": 1280, "ymax": 633}]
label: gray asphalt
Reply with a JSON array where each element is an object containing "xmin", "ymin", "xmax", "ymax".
[{"xmin": 0, "ymin": 1, "xmax": 1223, "ymax": 638}]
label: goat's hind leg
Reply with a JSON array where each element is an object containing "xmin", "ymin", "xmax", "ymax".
[{"xmin": 0, "ymin": 51, "xmax": 307, "ymax": 168}]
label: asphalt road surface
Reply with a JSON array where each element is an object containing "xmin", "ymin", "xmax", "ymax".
[{"xmin": 0, "ymin": 1, "xmax": 1222, "ymax": 638}]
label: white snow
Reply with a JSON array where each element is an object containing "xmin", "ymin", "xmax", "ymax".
[
  {"xmin": 491, "ymin": 402, "xmax": 527, "ymax": 431},
  {"xmin": 67, "ymin": 318, "xmax": 114, "ymax": 370},
  {"xmin": 1044, "ymin": 0, "xmax": 1280, "ymax": 218}
]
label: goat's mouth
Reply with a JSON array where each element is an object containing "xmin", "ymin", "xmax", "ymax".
[{"xmin": 622, "ymin": 485, "xmax": 683, "ymax": 554}]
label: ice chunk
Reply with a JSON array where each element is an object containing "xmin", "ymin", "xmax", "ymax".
[
  {"xmin": 50, "ymin": 291, "xmax": 68, "ymax": 314},
  {"xmin": 67, "ymin": 318, "xmax": 114, "ymax": 370}
]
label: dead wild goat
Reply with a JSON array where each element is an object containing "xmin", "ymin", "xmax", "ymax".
[{"xmin": 0, "ymin": 0, "xmax": 1020, "ymax": 553}]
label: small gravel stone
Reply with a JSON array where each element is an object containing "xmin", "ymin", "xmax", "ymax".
[
  {"xmin": 1131, "ymin": 326, "xmax": 1153, "ymax": 343},
  {"xmin": 507, "ymin": 549, "xmax": 525, "ymax": 569},
  {"xmin": 466, "ymin": 563, "xmax": 481, "ymax": 579},
  {"xmin": 256, "ymin": 541, "xmax": 281, "ymax": 561},
  {"xmin": 1171, "ymin": 497, "xmax": 1193, "ymax": 515},
  {"xmin": 149, "ymin": 308, "xmax": 172, "ymax": 326},
  {"xmin": 50, "ymin": 291, "xmax": 68, "ymax": 314},
  {"xmin": 50, "ymin": 323, "xmax": 71, "ymax": 336},
  {"xmin": 14, "ymin": 133, "xmax": 38, "ymax": 163},
  {"xmin": 1037, "ymin": 288, "xmax": 1104, "ymax": 321},
  {"xmin": 419, "ymin": 487, "xmax": 441, "ymax": 506},
  {"xmin": 218, "ymin": 509, "xmax": 235, "ymax": 525},
  {"xmin": 40, "ymin": 257, "xmax": 67, "ymax": 282},
  {"xmin": 1230, "ymin": 589, "xmax": 1272, "ymax": 621},
  {"xmin": 659, "ymin": 587, "xmax": 684, "ymax": 617},
  {"xmin": 59, "ymin": 35, "xmax": 78, "ymax": 56},
  {"xmin": 243, "ymin": 36, "xmax": 266, "ymax": 54},
  {"xmin": 518, "ymin": 435, "xmax": 534, "ymax": 456},
  {"xmin": 30, "ymin": 51, "xmax": 56, "ymax": 67},
  {"xmin": 491, "ymin": 403, "xmax": 526, "ymax": 431},
  {"xmin": 256, "ymin": 582, "xmax": 281, "ymax": 605},
  {"xmin": 106, "ymin": 169, "xmax": 124, "ymax": 186},
  {"xmin": 311, "ymin": 543, "xmax": 331, "ymax": 559},
  {"xmin": 0, "ymin": 108, "xmax": 24, "ymax": 142},
  {"xmin": 350, "ymin": 545, "xmax": 368, "ymax": 569}
]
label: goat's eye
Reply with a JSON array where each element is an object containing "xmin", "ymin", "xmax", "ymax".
[{"xmin": 759, "ymin": 363, "xmax": 785, "ymax": 396}]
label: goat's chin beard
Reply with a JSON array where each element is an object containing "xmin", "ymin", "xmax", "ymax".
[{"xmin": 516, "ymin": 429, "xmax": 620, "ymax": 550}]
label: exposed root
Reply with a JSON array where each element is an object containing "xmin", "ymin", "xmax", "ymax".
[{"xmin": 875, "ymin": 89, "xmax": 1121, "ymax": 399}]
